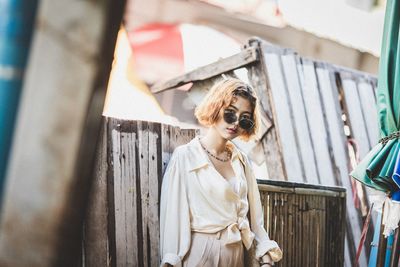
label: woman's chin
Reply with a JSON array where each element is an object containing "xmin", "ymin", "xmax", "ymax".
[{"xmin": 223, "ymin": 131, "xmax": 239, "ymax": 140}]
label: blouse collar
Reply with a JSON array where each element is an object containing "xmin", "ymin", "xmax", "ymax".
[{"xmin": 186, "ymin": 136, "xmax": 245, "ymax": 172}]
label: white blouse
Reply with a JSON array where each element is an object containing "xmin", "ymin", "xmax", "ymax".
[
  {"xmin": 226, "ymin": 176, "xmax": 241, "ymax": 195},
  {"xmin": 160, "ymin": 136, "xmax": 282, "ymax": 266}
]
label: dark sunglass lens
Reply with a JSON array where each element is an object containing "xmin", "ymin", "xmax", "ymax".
[
  {"xmin": 239, "ymin": 118, "xmax": 254, "ymax": 130},
  {"xmin": 223, "ymin": 111, "xmax": 237, "ymax": 124}
]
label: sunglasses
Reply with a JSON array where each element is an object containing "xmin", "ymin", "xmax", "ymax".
[{"xmin": 223, "ymin": 109, "xmax": 254, "ymax": 131}]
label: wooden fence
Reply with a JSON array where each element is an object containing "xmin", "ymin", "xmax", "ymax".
[
  {"xmin": 152, "ymin": 38, "xmax": 380, "ymax": 266},
  {"xmin": 82, "ymin": 117, "xmax": 346, "ymax": 267},
  {"xmin": 259, "ymin": 180, "xmax": 346, "ymax": 267},
  {"xmin": 82, "ymin": 118, "xmax": 198, "ymax": 267},
  {"xmin": 253, "ymin": 44, "xmax": 378, "ymax": 267}
]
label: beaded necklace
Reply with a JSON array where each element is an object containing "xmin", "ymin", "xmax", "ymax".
[{"xmin": 199, "ymin": 139, "xmax": 232, "ymax": 162}]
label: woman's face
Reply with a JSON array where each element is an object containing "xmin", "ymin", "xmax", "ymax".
[{"xmin": 213, "ymin": 96, "xmax": 253, "ymax": 140}]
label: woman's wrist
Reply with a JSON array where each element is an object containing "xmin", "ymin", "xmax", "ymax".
[{"xmin": 260, "ymin": 253, "xmax": 274, "ymax": 266}]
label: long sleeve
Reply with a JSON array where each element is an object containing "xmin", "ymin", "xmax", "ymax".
[
  {"xmin": 243, "ymin": 155, "xmax": 283, "ymax": 262},
  {"xmin": 160, "ymin": 148, "xmax": 191, "ymax": 267}
]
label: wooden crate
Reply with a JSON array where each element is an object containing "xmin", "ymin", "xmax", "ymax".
[{"xmin": 258, "ymin": 180, "xmax": 346, "ymax": 267}]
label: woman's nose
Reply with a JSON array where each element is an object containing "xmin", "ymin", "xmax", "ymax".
[{"xmin": 233, "ymin": 115, "xmax": 240, "ymax": 125}]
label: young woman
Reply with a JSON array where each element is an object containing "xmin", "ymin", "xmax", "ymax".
[{"xmin": 160, "ymin": 78, "xmax": 282, "ymax": 267}]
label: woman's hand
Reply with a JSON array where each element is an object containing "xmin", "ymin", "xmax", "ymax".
[{"xmin": 260, "ymin": 253, "xmax": 274, "ymax": 266}]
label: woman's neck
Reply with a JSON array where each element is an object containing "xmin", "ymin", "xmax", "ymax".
[{"xmin": 201, "ymin": 127, "xmax": 228, "ymax": 154}]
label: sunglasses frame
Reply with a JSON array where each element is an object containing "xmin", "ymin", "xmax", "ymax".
[{"xmin": 223, "ymin": 109, "xmax": 255, "ymax": 131}]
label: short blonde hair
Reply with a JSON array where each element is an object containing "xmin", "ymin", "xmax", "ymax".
[{"xmin": 194, "ymin": 78, "xmax": 261, "ymax": 141}]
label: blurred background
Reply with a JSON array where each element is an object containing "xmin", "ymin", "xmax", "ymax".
[
  {"xmin": 0, "ymin": 0, "xmax": 390, "ymax": 266},
  {"xmin": 110, "ymin": 0, "xmax": 386, "ymax": 126},
  {"xmin": 104, "ymin": 0, "xmax": 388, "ymax": 179}
]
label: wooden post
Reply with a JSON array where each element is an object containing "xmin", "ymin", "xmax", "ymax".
[
  {"xmin": 389, "ymin": 228, "xmax": 400, "ymax": 267},
  {"xmin": 0, "ymin": 0, "xmax": 125, "ymax": 266},
  {"xmin": 377, "ymin": 205, "xmax": 388, "ymax": 267}
]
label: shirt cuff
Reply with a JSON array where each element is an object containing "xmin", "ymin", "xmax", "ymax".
[
  {"xmin": 256, "ymin": 240, "xmax": 283, "ymax": 262},
  {"xmin": 161, "ymin": 253, "xmax": 181, "ymax": 267}
]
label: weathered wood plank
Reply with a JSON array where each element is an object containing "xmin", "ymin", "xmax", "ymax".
[
  {"xmin": 138, "ymin": 121, "xmax": 150, "ymax": 267},
  {"xmin": 111, "ymin": 126, "xmax": 124, "ymax": 266},
  {"xmin": 341, "ymin": 75, "xmax": 378, "ymax": 230},
  {"xmin": 357, "ymin": 79, "xmax": 380, "ymax": 147},
  {"xmin": 123, "ymin": 126, "xmax": 138, "ymax": 266},
  {"xmin": 151, "ymin": 47, "xmax": 258, "ymax": 93},
  {"xmin": 247, "ymin": 39, "xmax": 286, "ymax": 180},
  {"xmin": 106, "ymin": 119, "xmax": 117, "ymax": 267},
  {"xmin": 316, "ymin": 65, "xmax": 366, "ymax": 266},
  {"xmin": 283, "ymin": 193, "xmax": 289, "ymax": 267},
  {"xmin": 361, "ymin": 79, "xmax": 380, "ymax": 230},
  {"xmin": 263, "ymin": 51, "xmax": 304, "ymax": 182},
  {"xmin": 161, "ymin": 124, "xmax": 172, "ymax": 176},
  {"xmin": 288, "ymin": 193, "xmax": 294, "ymax": 267},
  {"xmin": 297, "ymin": 59, "xmax": 336, "ymax": 186},
  {"xmin": 281, "ymin": 52, "xmax": 319, "ymax": 184},
  {"xmin": 340, "ymin": 74, "xmax": 371, "ymax": 157},
  {"xmin": 320, "ymin": 196, "xmax": 326, "ymax": 266},
  {"xmin": 293, "ymin": 194, "xmax": 298, "ymax": 267},
  {"xmin": 148, "ymin": 122, "xmax": 161, "ymax": 267},
  {"xmin": 112, "ymin": 123, "xmax": 139, "ymax": 266}
]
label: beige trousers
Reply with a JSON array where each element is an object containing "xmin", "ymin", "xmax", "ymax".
[{"xmin": 182, "ymin": 230, "xmax": 244, "ymax": 267}]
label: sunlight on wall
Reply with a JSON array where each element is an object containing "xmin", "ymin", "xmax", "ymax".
[{"xmin": 103, "ymin": 28, "xmax": 178, "ymax": 125}]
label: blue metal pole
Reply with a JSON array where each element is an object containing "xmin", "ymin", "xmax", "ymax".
[
  {"xmin": 0, "ymin": 0, "xmax": 38, "ymax": 198},
  {"xmin": 384, "ymin": 233, "xmax": 394, "ymax": 267},
  {"xmin": 368, "ymin": 213, "xmax": 381, "ymax": 267}
]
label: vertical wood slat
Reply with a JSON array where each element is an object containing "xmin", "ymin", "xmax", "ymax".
[
  {"xmin": 263, "ymin": 50, "xmax": 304, "ymax": 182},
  {"xmin": 340, "ymin": 73, "xmax": 378, "ymax": 266},
  {"xmin": 148, "ymin": 123, "xmax": 161, "ymax": 267},
  {"xmin": 316, "ymin": 65, "xmax": 365, "ymax": 266},
  {"xmin": 281, "ymin": 52, "xmax": 319, "ymax": 184},
  {"xmin": 112, "ymin": 121, "xmax": 138, "ymax": 266},
  {"xmin": 161, "ymin": 124, "xmax": 172, "ymax": 176},
  {"xmin": 357, "ymin": 79, "xmax": 380, "ymax": 146},
  {"xmin": 111, "ymin": 124, "xmax": 123, "ymax": 266},
  {"xmin": 341, "ymin": 74, "xmax": 371, "ymax": 157},
  {"xmin": 297, "ymin": 59, "xmax": 336, "ymax": 186},
  {"xmin": 293, "ymin": 194, "xmax": 298, "ymax": 266},
  {"xmin": 138, "ymin": 121, "xmax": 149, "ymax": 267},
  {"xmin": 247, "ymin": 39, "xmax": 287, "ymax": 181},
  {"xmin": 340, "ymin": 75, "xmax": 379, "ymax": 244},
  {"xmin": 106, "ymin": 119, "xmax": 117, "ymax": 267}
]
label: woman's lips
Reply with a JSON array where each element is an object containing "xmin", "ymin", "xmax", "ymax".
[{"xmin": 227, "ymin": 128, "xmax": 237, "ymax": 134}]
